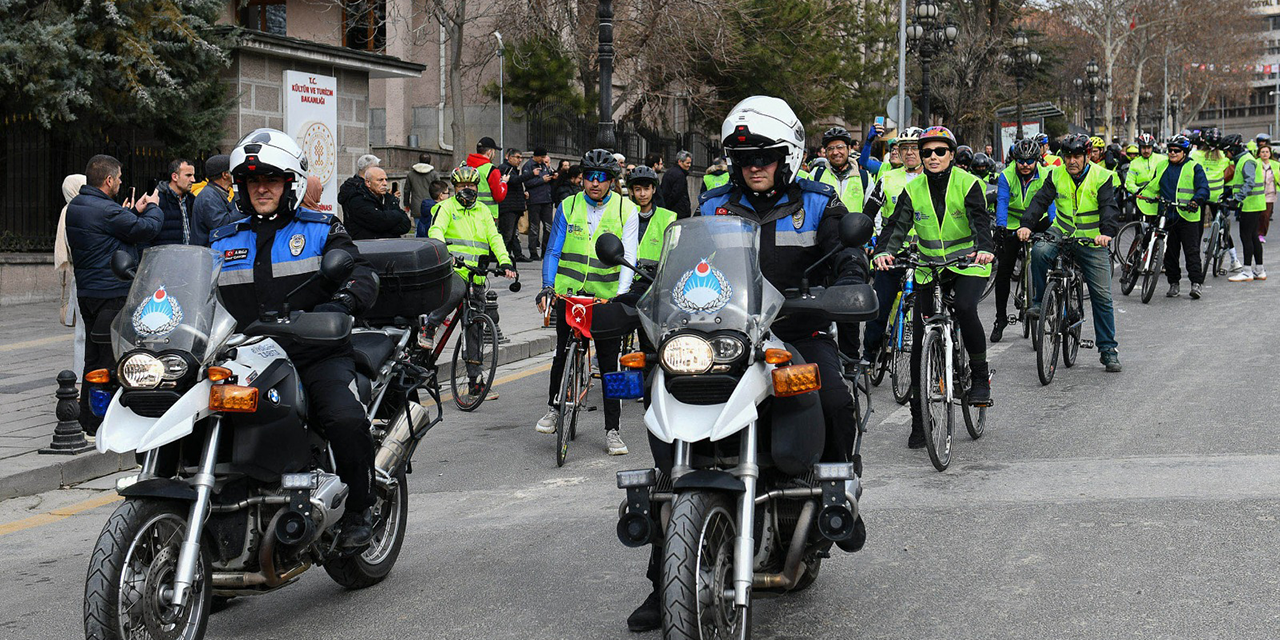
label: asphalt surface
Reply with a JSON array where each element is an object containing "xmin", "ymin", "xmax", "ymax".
[{"xmin": 1, "ymin": 268, "xmax": 1278, "ymax": 640}]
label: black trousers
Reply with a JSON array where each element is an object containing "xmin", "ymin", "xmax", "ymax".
[
  {"xmin": 1239, "ymin": 210, "xmax": 1264, "ymax": 266},
  {"xmin": 78, "ymin": 296, "xmax": 126, "ymax": 434},
  {"xmin": 298, "ymin": 355, "xmax": 374, "ymax": 513},
  {"xmin": 862, "ymin": 268, "xmax": 906, "ymax": 360},
  {"xmin": 547, "ymin": 300, "xmax": 622, "ymax": 431},
  {"xmin": 1165, "ymin": 216, "xmax": 1204, "ymax": 285},
  {"xmin": 993, "ymin": 234, "xmax": 1026, "ymax": 321},
  {"xmin": 497, "ymin": 209, "xmax": 526, "ymax": 258},
  {"xmin": 527, "ymin": 202, "xmax": 554, "ymax": 256},
  {"xmin": 908, "ymin": 274, "xmax": 986, "ymax": 430}
]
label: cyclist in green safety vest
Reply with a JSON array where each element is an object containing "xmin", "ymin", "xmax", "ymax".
[
  {"xmin": 1125, "ymin": 132, "xmax": 1167, "ymax": 218},
  {"xmin": 1151, "ymin": 134, "xmax": 1210, "ymax": 298},
  {"xmin": 812, "ymin": 126, "xmax": 872, "ymax": 215},
  {"xmin": 873, "ymin": 125, "xmax": 995, "ymax": 433},
  {"xmin": 534, "ymin": 148, "xmax": 638, "ymax": 456},
  {"xmin": 700, "ymin": 156, "xmax": 731, "ymax": 194},
  {"xmin": 1226, "ymin": 134, "xmax": 1267, "ymax": 281},
  {"xmin": 421, "ymin": 165, "xmax": 517, "ymax": 397},
  {"xmin": 1017, "ymin": 133, "xmax": 1122, "ymax": 373},
  {"xmin": 989, "ymin": 138, "xmax": 1052, "ymax": 343},
  {"xmin": 464, "ymin": 136, "xmax": 509, "ymax": 218},
  {"xmin": 626, "ymin": 166, "xmax": 677, "ymax": 272}
]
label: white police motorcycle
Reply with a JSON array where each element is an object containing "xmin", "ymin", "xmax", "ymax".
[{"xmin": 600, "ymin": 214, "xmax": 877, "ymax": 639}]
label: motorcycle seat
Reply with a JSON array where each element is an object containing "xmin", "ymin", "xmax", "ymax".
[{"xmin": 352, "ymin": 332, "xmax": 396, "ymax": 379}]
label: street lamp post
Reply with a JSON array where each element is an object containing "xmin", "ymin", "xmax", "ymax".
[
  {"xmin": 905, "ymin": 0, "xmax": 957, "ymax": 126},
  {"xmin": 1083, "ymin": 60, "xmax": 1101, "ymax": 134},
  {"xmin": 1001, "ymin": 30, "xmax": 1041, "ymax": 140},
  {"xmin": 494, "ymin": 32, "xmax": 504, "ymax": 150},
  {"xmin": 596, "ymin": 0, "xmax": 616, "ymax": 150}
]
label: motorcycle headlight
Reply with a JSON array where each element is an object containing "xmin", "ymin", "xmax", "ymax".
[
  {"xmin": 661, "ymin": 335, "xmax": 714, "ymax": 374},
  {"xmin": 709, "ymin": 335, "xmax": 745, "ymax": 363},
  {"xmin": 158, "ymin": 354, "xmax": 189, "ymax": 381},
  {"xmin": 119, "ymin": 353, "xmax": 165, "ymax": 389}
]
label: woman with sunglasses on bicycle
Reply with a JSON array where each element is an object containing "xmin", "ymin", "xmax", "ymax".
[{"xmin": 873, "ymin": 125, "xmax": 995, "ymax": 449}]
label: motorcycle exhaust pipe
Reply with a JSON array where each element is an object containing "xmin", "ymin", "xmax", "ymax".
[{"xmin": 375, "ymin": 401, "xmax": 430, "ymax": 476}]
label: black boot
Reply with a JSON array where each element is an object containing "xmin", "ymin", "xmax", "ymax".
[
  {"xmin": 990, "ymin": 319, "xmax": 1007, "ymax": 343},
  {"xmin": 968, "ymin": 360, "xmax": 992, "ymax": 406},
  {"xmin": 627, "ymin": 591, "xmax": 661, "ymax": 632},
  {"xmin": 907, "ymin": 392, "xmax": 926, "ymax": 449},
  {"xmin": 337, "ymin": 509, "xmax": 373, "ymax": 549}
]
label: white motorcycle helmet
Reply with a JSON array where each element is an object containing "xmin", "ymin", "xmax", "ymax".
[
  {"xmin": 720, "ymin": 96, "xmax": 804, "ymax": 192},
  {"xmin": 229, "ymin": 128, "xmax": 309, "ymax": 217}
]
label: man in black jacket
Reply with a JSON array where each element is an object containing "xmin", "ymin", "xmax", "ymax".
[
  {"xmin": 338, "ymin": 153, "xmax": 381, "ymax": 214},
  {"xmin": 210, "ymin": 128, "xmax": 380, "ymax": 548},
  {"xmin": 658, "ymin": 150, "xmax": 693, "ymax": 218},
  {"xmin": 66, "ymin": 154, "xmax": 163, "ymax": 433},
  {"xmin": 343, "ymin": 166, "xmax": 411, "ymax": 240},
  {"xmin": 191, "ymin": 154, "xmax": 238, "ymax": 246},
  {"xmin": 496, "ymin": 148, "xmax": 533, "ymax": 261},
  {"xmin": 522, "ymin": 147, "xmax": 555, "ymax": 259},
  {"xmin": 153, "ymin": 159, "xmax": 196, "ymax": 245}
]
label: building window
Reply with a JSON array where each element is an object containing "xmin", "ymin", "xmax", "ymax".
[
  {"xmin": 344, "ymin": 1, "xmax": 386, "ymax": 53},
  {"xmin": 240, "ymin": 0, "xmax": 286, "ymax": 36}
]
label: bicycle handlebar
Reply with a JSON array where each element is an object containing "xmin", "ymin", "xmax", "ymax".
[{"xmin": 890, "ymin": 252, "xmax": 977, "ymax": 270}]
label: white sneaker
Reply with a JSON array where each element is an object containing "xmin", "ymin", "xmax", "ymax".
[
  {"xmin": 1255, "ymin": 267, "xmax": 1267, "ymax": 280},
  {"xmin": 606, "ymin": 429, "xmax": 629, "ymax": 455},
  {"xmin": 1229, "ymin": 258, "xmax": 1244, "ymax": 272},
  {"xmin": 536, "ymin": 409, "xmax": 558, "ymax": 434},
  {"xmin": 1228, "ymin": 269, "xmax": 1254, "ymax": 282}
]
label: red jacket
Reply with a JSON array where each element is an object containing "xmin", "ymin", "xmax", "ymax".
[{"xmin": 466, "ymin": 153, "xmax": 507, "ymax": 203}]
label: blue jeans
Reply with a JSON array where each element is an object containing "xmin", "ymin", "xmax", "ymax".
[{"xmin": 1030, "ymin": 234, "xmax": 1118, "ymax": 353}]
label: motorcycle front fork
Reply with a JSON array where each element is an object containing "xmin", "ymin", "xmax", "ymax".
[{"xmin": 170, "ymin": 416, "xmax": 222, "ymax": 609}]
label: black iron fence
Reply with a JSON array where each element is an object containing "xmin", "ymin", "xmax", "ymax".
[
  {"xmin": 0, "ymin": 116, "xmax": 206, "ymax": 252},
  {"xmin": 526, "ymin": 101, "xmax": 718, "ymax": 171}
]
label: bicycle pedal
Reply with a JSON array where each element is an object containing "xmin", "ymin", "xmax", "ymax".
[
  {"xmin": 1081, "ymin": 340, "xmax": 1095, "ymax": 349},
  {"xmin": 1007, "ymin": 314, "xmax": 1019, "ymax": 324},
  {"xmin": 587, "ymin": 405, "xmax": 598, "ymax": 412},
  {"xmin": 590, "ymin": 372, "xmax": 602, "ymax": 379}
]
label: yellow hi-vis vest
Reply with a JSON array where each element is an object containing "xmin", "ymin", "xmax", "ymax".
[
  {"xmin": 901, "ymin": 168, "xmax": 992, "ymax": 283},
  {"xmin": 553, "ymin": 193, "xmax": 637, "ymax": 298},
  {"xmin": 1050, "ymin": 164, "xmax": 1112, "ymax": 239},
  {"xmin": 813, "ymin": 164, "xmax": 866, "ymax": 214},
  {"xmin": 1125, "ymin": 153, "xmax": 1167, "ymax": 217},
  {"xmin": 427, "ymin": 196, "xmax": 508, "ymax": 284},
  {"xmin": 1000, "ymin": 164, "xmax": 1048, "ymax": 229},
  {"xmin": 636, "ymin": 206, "xmax": 678, "ymax": 269}
]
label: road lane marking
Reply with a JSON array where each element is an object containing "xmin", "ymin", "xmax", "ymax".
[
  {"xmin": 0, "ymin": 491, "xmax": 122, "ymax": 537},
  {"xmin": 0, "ymin": 334, "xmax": 73, "ymax": 353}
]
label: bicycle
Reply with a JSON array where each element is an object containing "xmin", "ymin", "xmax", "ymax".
[
  {"xmin": 545, "ymin": 293, "xmax": 603, "ymax": 467},
  {"xmin": 1119, "ymin": 195, "xmax": 1178, "ymax": 304},
  {"xmin": 995, "ymin": 230, "xmax": 1035, "ymax": 341},
  {"xmin": 839, "ymin": 353, "xmax": 873, "ymax": 433},
  {"xmin": 892, "ymin": 253, "xmax": 988, "ymax": 472},
  {"xmin": 1031, "ymin": 234, "xmax": 1094, "ymax": 386},
  {"xmin": 867, "ymin": 260, "xmax": 916, "ymax": 405},
  {"xmin": 1204, "ymin": 201, "xmax": 1236, "ymax": 278},
  {"xmin": 417, "ymin": 260, "xmax": 514, "ymax": 412}
]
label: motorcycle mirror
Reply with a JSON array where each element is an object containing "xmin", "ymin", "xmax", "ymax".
[
  {"xmin": 840, "ymin": 213, "xmax": 874, "ymax": 248},
  {"xmin": 595, "ymin": 233, "xmax": 626, "ymax": 267},
  {"xmin": 319, "ymin": 249, "xmax": 355, "ymax": 284},
  {"xmin": 111, "ymin": 250, "xmax": 138, "ymax": 281}
]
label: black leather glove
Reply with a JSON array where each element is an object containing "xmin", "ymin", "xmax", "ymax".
[
  {"xmin": 315, "ymin": 291, "xmax": 355, "ymax": 315},
  {"xmin": 535, "ymin": 286, "xmax": 554, "ymax": 307}
]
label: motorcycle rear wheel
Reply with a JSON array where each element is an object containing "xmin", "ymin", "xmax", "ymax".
[
  {"xmin": 663, "ymin": 491, "xmax": 751, "ymax": 640},
  {"xmin": 85, "ymin": 498, "xmax": 212, "ymax": 640},
  {"xmin": 325, "ymin": 468, "xmax": 409, "ymax": 589}
]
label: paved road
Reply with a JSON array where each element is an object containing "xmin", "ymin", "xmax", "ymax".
[{"xmin": 1, "ymin": 273, "xmax": 1278, "ymax": 639}]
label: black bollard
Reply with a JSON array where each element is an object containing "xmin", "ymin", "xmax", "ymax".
[
  {"xmin": 485, "ymin": 290, "xmax": 510, "ymax": 344},
  {"xmin": 40, "ymin": 370, "xmax": 95, "ymax": 455}
]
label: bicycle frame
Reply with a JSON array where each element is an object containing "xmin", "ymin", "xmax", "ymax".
[{"xmin": 1047, "ymin": 241, "xmax": 1087, "ymax": 334}]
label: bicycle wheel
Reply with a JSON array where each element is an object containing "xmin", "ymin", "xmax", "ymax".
[
  {"xmin": 1061, "ymin": 278, "xmax": 1084, "ymax": 368},
  {"xmin": 869, "ymin": 343, "xmax": 888, "ymax": 386},
  {"xmin": 1014, "ymin": 261, "xmax": 1032, "ymax": 340},
  {"xmin": 1119, "ymin": 239, "xmax": 1142, "ymax": 296},
  {"xmin": 554, "ymin": 341, "xmax": 583, "ymax": 467},
  {"xmin": 962, "ymin": 401, "xmax": 986, "ymax": 440},
  {"xmin": 979, "ymin": 255, "xmax": 997, "ymax": 302},
  {"xmin": 1113, "ymin": 221, "xmax": 1142, "ymax": 269},
  {"xmin": 1140, "ymin": 239, "xmax": 1164, "ymax": 304},
  {"xmin": 449, "ymin": 312, "xmax": 499, "ymax": 411},
  {"xmin": 1036, "ymin": 287, "xmax": 1060, "ymax": 386},
  {"xmin": 920, "ymin": 328, "xmax": 952, "ymax": 472},
  {"xmin": 890, "ymin": 301, "xmax": 914, "ymax": 406},
  {"xmin": 1204, "ymin": 220, "xmax": 1221, "ymax": 278}
]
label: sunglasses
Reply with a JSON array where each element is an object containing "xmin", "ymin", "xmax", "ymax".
[
  {"xmin": 731, "ymin": 148, "xmax": 787, "ymax": 168},
  {"xmin": 920, "ymin": 147, "xmax": 951, "ymax": 158},
  {"xmin": 583, "ymin": 170, "xmax": 610, "ymax": 183},
  {"xmin": 1168, "ymin": 148, "xmax": 1185, "ymax": 154},
  {"xmin": 1015, "ymin": 158, "xmax": 1038, "ymax": 165}
]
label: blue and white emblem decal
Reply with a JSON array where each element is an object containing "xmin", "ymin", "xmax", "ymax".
[
  {"xmin": 132, "ymin": 287, "xmax": 183, "ymax": 336},
  {"xmin": 267, "ymin": 388, "xmax": 280, "ymax": 404},
  {"xmin": 673, "ymin": 259, "xmax": 733, "ymax": 314}
]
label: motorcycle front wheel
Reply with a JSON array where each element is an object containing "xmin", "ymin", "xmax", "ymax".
[
  {"xmin": 325, "ymin": 468, "xmax": 409, "ymax": 589},
  {"xmin": 663, "ymin": 491, "xmax": 751, "ymax": 640},
  {"xmin": 85, "ymin": 498, "xmax": 212, "ymax": 640}
]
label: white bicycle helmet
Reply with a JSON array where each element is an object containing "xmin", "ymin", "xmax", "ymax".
[
  {"xmin": 230, "ymin": 128, "xmax": 309, "ymax": 217},
  {"xmin": 721, "ymin": 96, "xmax": 805, "ymax": 188}
]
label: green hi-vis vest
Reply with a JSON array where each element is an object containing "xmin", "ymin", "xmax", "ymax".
[
  {"xmin": 902, "ymin": 168, "xmax": 992, "ymax": 283},
  {"xmin": 1000, "ymin": 164, "xmax": 1048, "ymax": 229},
  {"xmin": 427, "ymin": 196, "xmax": 509, "ymax": 285},
  {"xmin": 813, "ymin": 164, "xmax": 866, "ymax": 214},
  {"xmin": 474, "ymin": 162, "xmax": 499, "ymax": 216},
  {"xmin": 702, "ymin": 172, "xmax": 730, "ymax": 191},
  {"xmin": 1198, "ymin": 152, "xmax": 1231, "ymax": 203},
  {"xmin": 553, "ymin": 193, "xmax": 637, "ymax": 298},
  {"xmin": 1125, "ymin": 153, "xmax": 1167, "ymax": 216},
  {"xmin": 1092, "ymin": 160, "xmax": 1121, "ymax": 189},
  {"xmin": 636, "ymin": 206, "xmax": 678, "ymax": 269},
  {"xmin": 1229, "ymin": 153, "xmax": 1266, "ymax": 213},
  {"xmin": 1050, "ymin": 164, "xmax": 1112, "ymax": 239},
  {"xmin": 1162, "ymin": 159, "xmax": 1204, "ymax": 223}
]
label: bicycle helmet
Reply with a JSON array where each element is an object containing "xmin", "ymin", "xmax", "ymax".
[
  {"xmin": 1203, "ymin": 128, "xmax": 1222, "ymax": 149},
  {"xmin": 955, "ymin": 144, "xmax": 974, "ymax": 167},
  {"xmin": 1136, "ymin": 132, "xmax": 1156, "ymax": 147},
  {"xmin": 1089, "ymin": 136, "xmax": 1106, "ymax": 150},
  {"xmin": 1257, "ymin": 133, "xmax": 1272, "ymax": 146},
  {"xmin": 1058, "ymin": 133, "xmax": 1090, "ymax": 156},
  {"xmin": 1009, "ymin": 139, "xmax": 1037, "ymax": 161},
  {"xmin": 1034, "ymin": 132, "xmax": 1050, "ymax": 146},
  {"xmin": 1167, "ymin": 135, "xmax": 1192, "ymax": 153},
  {"xmin": 1189, "ymin": 129, "xmax": 1204, "ymax": 146},
  {"xmin": 918, "ymin": 126, "xmax": 959, "ymax": 150},
  {"xmin": 897, "ymin": 126, "xmax": 925, "ymax": 145},
  {"xmin": 581, "ymin": 148, "xmax": 622, "ymax": 179},
  {"xmin": 1125, "ymin": 144, "xmax": 1139, "ymax": 155},
  {"xmin": 450, "ymin": 165, "xmax": 480, "ymax": 185},
  {"xmin": 821, "ymin": 126, "xmax": 854, "ymax": 147},
  {"xmin": 721, "ymin": 95, "xmax": 805, "ymax": 189},
  {"xmin": 971, "ymin": 152, "xmax": 995, "ymax": 175},
  {"xmin": 1222, "ymin": 133, "xmax": 1245, "ymax": 155},
  {"xmin": 885, "ymin": 137, "xmax": 899, "ymax": 149},
  {"xmin": 230, "ymin": 128, "xmax": 308, "ymax": 217},
  {"xmin": 626, "ymin": 165, "xmax": 659, "ymax": 187}
]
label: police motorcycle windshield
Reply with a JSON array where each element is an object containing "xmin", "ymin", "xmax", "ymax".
[
  {"xmin": 111, "ymin": 244, "xmax": 236, "ymax": 363},
  {"xmin": 636, "ymin": 216, "xmax": 783, "ymax": 345}
]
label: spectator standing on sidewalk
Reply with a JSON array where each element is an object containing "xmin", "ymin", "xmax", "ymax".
[
  {"xmin": 190, "ymin": 154, "xmax": 238, "ymax": 246},
  {"xmin": 66, "ymin": 155, "xmax": 163, "ymax": 434},
  {"xmin": 338, "ymin": 153, "xmax": 381, "ymax": 214},
  {"xmin": 523, "ymin": 147, "xmax": 555, "ymax": 259},
  {"xmin": 344, "ymin": 166, "xmax": 411, "ymax": 240},
  {"xmin": 301, "ymin": 174, "xmax": 324, "ymax": 211},
  {"xmin": 497, "ymin": 148, "xmax": 532, "ymax": 262},
  {"xmin": 54, "ymin": 173, "xmax": 87, "ymax": 379},
  {"xmin": 660, "ymin": 150, "xmax": 693, "ymax": 218},
  {"xmin": 552, "ymin": 165, "xmax": 582, "ymax": 204},
  {"xmin": 152, "ymin": 158, "xmax": 196, "ymax": 245},
  {"xmin": 403, "ymin": 153, "xmax": 439, "ymax": 218},
  {"xmin": 465, "ymin": 136, "xmax": 509, "ymax": 216},
  {"xmin": 417, "ymin": 180, "xmax": 451, "ymax": 237}
]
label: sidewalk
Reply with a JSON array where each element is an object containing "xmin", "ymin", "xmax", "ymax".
[{"xmin": 0, "ymin": 259, "xmax": 555, "ymax": 502}]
